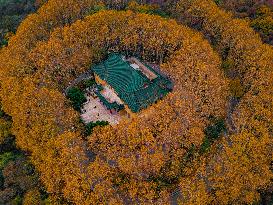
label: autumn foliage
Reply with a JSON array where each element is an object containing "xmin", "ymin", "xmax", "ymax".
[{"xmin": 0, "ymin": 0, "xmax": 272, "ymax": 204}]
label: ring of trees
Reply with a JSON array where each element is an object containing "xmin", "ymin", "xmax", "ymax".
[{"xmin": 0, "ymin": 0, "xmax": 271, "ymax": 204}]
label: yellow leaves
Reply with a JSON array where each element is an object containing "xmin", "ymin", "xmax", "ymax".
[
  {"xmin": 179, "ymin": 177, "xmax": 210, "ymax": 205},
  {"xmin": 108, "ymin": 197, "xmax": 123, "ymax": 205},
  {"xmin": 233, "ymin": 89, "xmax": 273, "ymax": 137},
  {"xmin": 229, "ymin": 78, "xmax": 244, "ymax": 98},
  {"xmin": 23, "ymin": 189, "xmax": 42, "ymax": 205},
  {"xmin": 244, "ymin": 191, "xmax": 260, "ymax": 205},
  {"xmin": 171, "ymin": 4, "xmax": 272, "ymax": 202},
  {"xmin": 161, "ymin": 38, "xmax": 228, "ymax": 121},
  {"xmin": 5, "ymin": 77, "xmax": 79, "ymax": 152},
  {"xmin": 121, "ymin": 178, "xmax": 157, "ymax": 203},
  {"xmin": 1, "ymin": 0, "xmax": 271, "ymax": 203},
  {"xmin": 118, "ymin": 149, "xmax": 165, "ymax": 176},
  {"xmin": 205, "ymin": 131, "xmax": 272, "ymax": 204},
  {"xmin": 32, "ymin": 131, "xmax": 93, "ymax": 203},
  {"xmin": 188, "ymin": 127, "xmax": 204, "ymax": 146},
  {"xmin": 176, "ymin": 0, "xmax": 273, "ymax": 95},
  {"xmin": 177, "ymin": 119, "xmax": 272, "ymax": 204},
  {"xmin": 0, "ymin": 2, "xmax": 221, "ymax": 204}
]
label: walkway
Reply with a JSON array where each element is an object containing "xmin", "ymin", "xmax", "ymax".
[{"xmin": 80, "ymin": 94, "xmax": 121, "ymax": 125}]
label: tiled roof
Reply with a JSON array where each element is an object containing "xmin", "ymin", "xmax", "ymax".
[{"xmin": 92, "ymin": 53, "xmax": 172, "ymax": 112}]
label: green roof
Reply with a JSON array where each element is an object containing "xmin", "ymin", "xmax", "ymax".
[{"xmin": 92, "ymin": 53, "xmax": 172, "ymax": 112}]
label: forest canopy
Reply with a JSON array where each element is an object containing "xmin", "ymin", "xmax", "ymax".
[{"xmin": 0, "ymin": 0, "xmax": 272, "ymax": 204}]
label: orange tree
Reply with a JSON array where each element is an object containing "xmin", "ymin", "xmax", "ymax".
[
  {"xmin": 0, "ymin": 1, "xmax": 229, "ymax": 204},
  {"xmin": 172, "ymin": 0, "xmax": 273, "ymax": 204},
  {"xmin": 29, "ymin": 10, "xmax": 227, "ymax": 203}
]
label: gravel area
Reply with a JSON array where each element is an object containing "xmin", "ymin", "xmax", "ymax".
[{"xmin": 81, "ymin": 94, "xmax": 121, "ymax": 125}]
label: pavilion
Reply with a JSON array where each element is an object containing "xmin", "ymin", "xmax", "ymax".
[{"xmin": 92, "ymin": 53, "xmax": 173, "ymax": 115}]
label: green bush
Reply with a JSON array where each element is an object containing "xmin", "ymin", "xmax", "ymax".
[
  {"xmin": 214, "ymin": 0, "xmax": 222, "ymax": 5},
  {"xmin": 200, "ymin": 117, "xmax": 226, "ymax": 153},
  {"xmin": 126, "ymin": 1, "xmax": 169, "ymax": 18},
  {"xmin": 0, "ymin": 152, "xmax": 18, "ymax": 170},
  {"xmin": 85, "ymin": 121, "xmax": 109, "ymax": 136},
  {"xmin": 67, "ymin": 87, "xmax": 87, "ymax": 112},
  {"xmin": 205, "ymin": 117, "xmax": 226, "ymax": 140},
  {"xmin": 200, "ymin": 137, "xmax": 211, "ymax": 153},
  {"xmin": 83, "ymin": 79, "xmax": 96, "ymax": 87},
  {"xmin": 87, "ymin": 3, "xmax": 106, "ymax": 15},
  {"xmin": 78, "ymin": 78, "xmax": 96, "ymax": 90},
  {"xmin": 0, "ymin": 15, "xmax": 21, "ymax": 31},
  {"xmin": 11, "ymin": 196, "xmax": 22, "ymax": 205},
  {"xmin": 0, "ymin": 104, "xmax": 4, "ymax": 117}
]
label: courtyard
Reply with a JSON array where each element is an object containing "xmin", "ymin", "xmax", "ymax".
[{"xmin": 80, "ymin": 93, "xmax": 122, "ymax": 125}]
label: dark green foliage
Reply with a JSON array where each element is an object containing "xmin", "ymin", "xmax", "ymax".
[
  {"xmin": 0, "ymin": 152, "xmax": 20, "ymax": 190},
  {"xmin": 87, "ymin": 4, "xmax": 106, "ymax": 15},
  {"xmin": 0, "ymin": 15, "xmax": 21, "ymax": 31},
  {"xmin": 153, "ymin": 168, "xmax": 179, "ymax": 186},
  {"xmin": 83, "ymin": 79, "xmax": 96, "ymax": 88},
  {"xmin": 85, "ymin": 121, "xmax": 109, "ymax": 136},
  {"xmin": 0, "ymin": 38, "xmax": 8, "ymax": 47},
  {"xmin": 147, "ymin": 174, "xmax": 177, "ymax": 195},
  {"xmin": 0, "ymin": 173, "xmax": 3, "ymax": 189},
  {"xmin": 0, "ymin": 105, "xmax": 4, "ymax": 118},
  {"xmin": 0, "ymin": 135, "xmax": 16, "ymax": 154},
  {"xmin": 0, "ymin": 117, "xmax": 48, "ymax": 204},
  {"xmin": 126, "ymin": 3, "xmax": 169, "ymax": 18},
  {"xmin": 0, "ymin": 155, "xmax": 43, "ymax": 205},
  {"xmin": 200, "ymin": 117, "xmax": 226, "ymax": 153},
  {"xmin": 67, "ymin": 87, "xmax": 87, "ymax": 112},
  {"xmin": 200, "ymin": 137, "xmax": 211, "ymax": 154},
  {"xmin": 78, "ymin": 78, "xmax": 96, "ymax": 90},
  {"xmin": 0, "ymin": 0, "xmax": 37, "ymax": 46},
  {"xmin": 0, "ymin": 152, "xmax": 19, "ymax": 170},
  {"xmin": 0, "ymin": 0, "xmax": 35, "ymax": 14},
  {"xmin": 141, "ymin": 8, "xmax": 169, "ymax": 18},
  {"xmin": 0, "ymin": 105, "xmax": 16, "ymax": 153},
  {"xmin": 11, "ymin": 195, "xmax": 22, "ymax": 205},
  {"xmin": 205, "ymin": 117, "xmax": 226, "ymax": 140},
  {"xmin": 214, "ymin": 0, "xmax": 222, "ymax": 5}
]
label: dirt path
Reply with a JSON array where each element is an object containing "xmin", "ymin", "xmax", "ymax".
[{"xmin": 226, "ymin": 96, "xmax": 240, "ymax": 134}]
